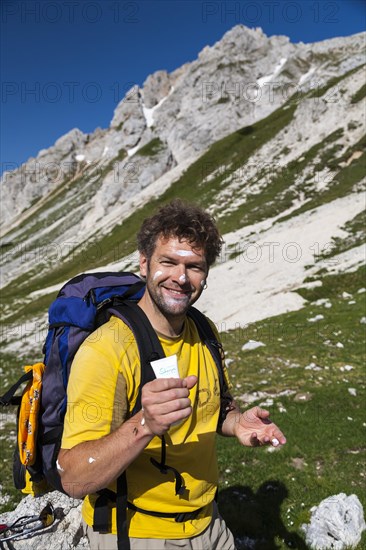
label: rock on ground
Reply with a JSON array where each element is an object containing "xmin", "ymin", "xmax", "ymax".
[
  {"xmin": 302, "ymin": 493, "xmax": 366, "ymax": 549},
  {"xmin": 0, "ymin": 491, "xmax": 90, "ymax": 549}
]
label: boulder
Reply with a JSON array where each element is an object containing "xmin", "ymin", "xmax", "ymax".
[
  {"xmin": 302, "ymin": 493, "xmax": 366, "ymax": 549},
  {"xmin": 0, "ymin": 492, "xmax": 90, "ymax": 549}
]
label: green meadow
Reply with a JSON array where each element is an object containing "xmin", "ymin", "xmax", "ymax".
[
  {"xmin": 217, "ymin": 266, "xmax": 366, "ymax": 549},
  {"xmin": 1, "ymin": 266, "xmax": 365, "ymax": 548}
]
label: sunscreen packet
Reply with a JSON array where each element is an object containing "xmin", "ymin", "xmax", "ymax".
[{"xmin": 150, "ymin": 355, "xmax": 179, "ymax": 379}]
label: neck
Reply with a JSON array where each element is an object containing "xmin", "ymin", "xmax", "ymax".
[{"xmin": 138, "ymin": 293, "xmax": 185, "ymax": 338}]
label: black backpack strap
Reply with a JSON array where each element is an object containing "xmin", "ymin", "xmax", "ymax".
[
  {"xmin": 187, "ymin": 307, "xmax": 233, "ymax": 430},
  {"xmin": 93, "ymin": 489, "xmax": 116, "ymax": 533},
  {"xmin": 0, "ymin": 370, "xmax": 33, "ymax": 406},
  {"xmin": 103, "ymin": 300, "xmax": 167, "ymax": 550},
  {"xmin": 187, "ymin": 307, "xmax": 227, "ymax": 395},
  {"xmin": 115, "ymin": 471, "xmax": 129, "ymax": 548},
  {"xmin": 111, "ymin": 304, "xmax": 184, "ymax": 477},
  {"xmin": 110, "ymin": 299, "xmax": 165, "ymax": 414},
  {"xmin": 127, "ymin": 501, "xmax": 205, "ymax": 522},
  {"xmin": 149, "ymin": 434, "xmax": 185, "ymax": 496}
]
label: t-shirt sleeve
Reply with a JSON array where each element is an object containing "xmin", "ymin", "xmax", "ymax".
[{"xmin": 61, "ymin": 336, "xmax": 128, "ymax": 450}]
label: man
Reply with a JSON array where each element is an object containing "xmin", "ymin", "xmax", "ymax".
[{"xmin": 58, "ymin": 199, "xmax": 286, "ymax": 549}]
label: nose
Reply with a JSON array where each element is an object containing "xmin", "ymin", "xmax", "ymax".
[{"xmin": 172, "ymin": 264, "xmax": 188, "ymax": 285}]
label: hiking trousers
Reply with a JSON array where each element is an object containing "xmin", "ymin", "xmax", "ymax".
[{"xmin": 83, "ymin": 502, "xmax": 237, "ymax": 549}]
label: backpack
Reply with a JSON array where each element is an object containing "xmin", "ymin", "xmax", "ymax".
[{"xmin": 1, "ymin": 271, "xmax": 230, "ymax": 546}]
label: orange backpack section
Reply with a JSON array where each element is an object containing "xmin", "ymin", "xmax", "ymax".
[{"xmin": 17, "ymin": 362, "xmax": 45, "ymax": 466}]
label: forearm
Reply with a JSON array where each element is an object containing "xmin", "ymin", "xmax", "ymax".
[{"xmin": 58, "ymin": 409, "xmax": 153, "ymax": 498}]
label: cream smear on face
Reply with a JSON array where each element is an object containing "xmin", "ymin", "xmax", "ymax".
[
  {"xmin": 153, "ymin": 270, "xmax": 163, "ymax": 281},
  {"xmin": 179, "ymin": 274, "xmax": 187, "ymax": 283},
  {"xmin": 175, "ymin": 249, "xmax": 197, "ymax": 257}
]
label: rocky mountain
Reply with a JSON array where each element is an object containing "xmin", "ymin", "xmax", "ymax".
[
  {"xmin": 0, "ymin": 24, "xmax": 365, "ymax": 550},
  {"xmin": 0, "ymin": 23, "xmax": 365, "ymax": 328},
  {"xmin": 1, "ymin": 25, "xmax": 365, "ymax": 328},
  {"xmin": 1, "ymin": 26, "xmax": 364, "ymax": 239}
]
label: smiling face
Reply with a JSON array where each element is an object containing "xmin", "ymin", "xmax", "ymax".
[{"xmin": 139, "ymin": 235, "xmax": 208, "ymax": 334}]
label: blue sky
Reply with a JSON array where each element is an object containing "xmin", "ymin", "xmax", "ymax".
[{"xmin": 1, "ymin": 0, "xmax": 365, "ymax": 174}]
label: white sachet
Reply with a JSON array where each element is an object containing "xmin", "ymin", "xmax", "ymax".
[{"xmin": 150, "ymin": 355, "xmax": 179, "ymax": 378}]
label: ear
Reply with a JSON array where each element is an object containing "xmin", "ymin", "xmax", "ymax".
[{"xmin": 139, "ymin": 252, "xmax": 148, "ymax": 278}]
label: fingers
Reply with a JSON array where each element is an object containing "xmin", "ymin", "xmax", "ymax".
[
  {"xmin": 142, "ymin": 401, "xmax": 192, "ymax": 436},
  {"xmin": 147, "ymin": 397, "xmax": 192, "ymax": 416},
  {"xmin": 143, "ymin": 376, "xmax": 197, "ymax": 405},
  {"xmin": 271, "ymin": 431, "xmax": 287, "ymax": 446},
  {"xmin": 252, "ymin": 420, "xmax": 287, "ymax": 446},
  {"xmin": 268, "ymin": 424, "xmax": 287, "ymax": 446},
  {"xmin": 237, "ymin": 407, "xmax": 287, "ymax": 447},
  {"xmin": 253, "ymin": 428, "xmax": 286, "ymax": 447},
  {"xmin": 251, "ymin": 406, "xmax": 271, "ymax": 422},
  {"xmin": 141, "ymin": 376, "xmax": 197, "ymax": 436},
  {"xmin": 184, "ymin": 375, "xmax": 198, "ymax": 389},
  {"xmin": 249, "ymin": 432, "xmax": 270, "ymax": 446},
  {"xmin": 249, "ymin": 431, "xmax": 285, "ymax": 447},
  {"xmin": 147, "ymin": 376, "xmax": 197, "ymax": 393},
  {"xmin": 144, "ymin": 386, "xmax": 191, "ymax": 405}
]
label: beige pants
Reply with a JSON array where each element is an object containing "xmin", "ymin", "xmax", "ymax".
[{"xmin": 83, "ymin": 503, "xmax": 236, "ymax": 549}]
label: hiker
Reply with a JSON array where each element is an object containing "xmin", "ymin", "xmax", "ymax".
[{"xmin": 57, "ymin": 199, "xmax": 286, "ymax": 549}]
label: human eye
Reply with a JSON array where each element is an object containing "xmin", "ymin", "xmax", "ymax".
[
  {"xmin": 188, "ymin": 264, "xmax": 205, "ymax": 273},
  {"xmin": 160, "ymin": 258, "xmax": 175, "ymax": 266}
]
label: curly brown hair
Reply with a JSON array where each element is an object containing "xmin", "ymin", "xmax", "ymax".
[{"xmin": 137, "ymin": 199, "xmax": 223, "ymax": 267}]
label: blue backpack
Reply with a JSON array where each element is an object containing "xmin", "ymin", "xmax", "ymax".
[{"xmin": 1, "ymin": 271, "xmax": 230, "ymax": 547}]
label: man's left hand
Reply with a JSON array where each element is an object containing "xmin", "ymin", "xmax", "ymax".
[{"xmin": 233, "ymin": 406, "xmax": 286, "ymax": 447}]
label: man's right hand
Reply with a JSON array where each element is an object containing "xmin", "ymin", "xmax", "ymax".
[{"xmin": 140, "ymin": 375, "xmax": 197, "ymax": 436}]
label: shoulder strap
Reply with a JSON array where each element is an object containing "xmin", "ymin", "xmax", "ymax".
[
  {"xmin": 187, "ymin": 307, "xmax": 233, "ymax": 435},
  {"xmin": 108, "ymin": 299, "xmax": 165, "ymax": 414},
  {"xmin": 97, "ymin": 300, "xmax": 167, "ymax": 549},
  {"xmin": 187, "ymin": 307, "xmax": 227, "ymax": 396},
  {"xmin": 0, "ymin": 370, "xmax": 33, "ymax": 406}
]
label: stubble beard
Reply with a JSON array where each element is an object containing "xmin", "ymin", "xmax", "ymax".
[{"xmin": 146, "ymin": 279, "xmax": 192, "ymax": 320}]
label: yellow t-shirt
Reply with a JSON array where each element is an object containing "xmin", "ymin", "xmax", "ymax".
[{"xmin": 61, "ymin": 314, "xmax": 229, "ymax": 539}]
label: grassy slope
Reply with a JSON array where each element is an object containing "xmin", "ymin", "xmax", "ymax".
[
  {"xmin": 278, "ymin": 134, "xmax": 366, "ymax": 225},
  {"xmin": 217, "ymin": 265, "xmax": 366, "ymax": 549},
  {"xmin": 1, "ymin": 266, "xmax": 365, "ymax": 549}
]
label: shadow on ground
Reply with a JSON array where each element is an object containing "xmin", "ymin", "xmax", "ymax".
[{"xmin": 218, "ymin": 480, "xmax": 308, "ymax": 549}]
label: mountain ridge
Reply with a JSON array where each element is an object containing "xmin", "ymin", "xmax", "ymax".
[
  {"xmin": 1, "ymin": 25, "xmax": 364, "ymax": 228},
  {"xmin": 0, "ymin": 24, "xmax": 365, "ymax": 333}
]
